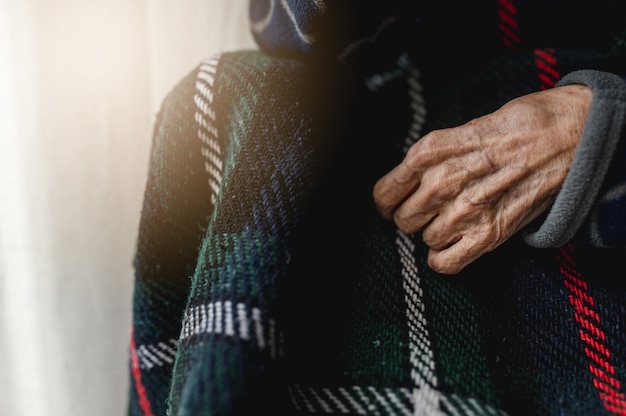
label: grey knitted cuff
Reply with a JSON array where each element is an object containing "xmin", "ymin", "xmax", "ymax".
[{"xmin": 523, "ymin": 70, "xmax": 626, "ymax": 248}]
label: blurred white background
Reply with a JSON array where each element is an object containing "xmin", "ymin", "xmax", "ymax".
[{"xmin": 0, "ymin": 1, "xmax": 255, "ymax": 415}]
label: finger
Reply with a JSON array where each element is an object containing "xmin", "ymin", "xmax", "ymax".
[
  {"xmin": 426, "ymin": 168, "xmax": 552, "ymax": 274},
  {"xmin": 374, "ymin": 131, "xmax": 465, "ymax": 220},
  {"xmin": 421, "ymin": 211, "xmax": 462, "ymax": 251},
  {"xmin": 392, "ymin": 152, "xmax": 491, "ymax": 233},
  {"xmin": 374, "ymin": 125, "xmax": 484, "ymax": 220},
  {"xmin": 373, "ymin": 163, "xmax": 422, "ymax": 220},
  {"xmin": 427, "ymin": 236, "xmax": 483, "ymax": 275},
  {"xmin": 422, "ymin": 168, "xmax": 524, "ymax": 265}
]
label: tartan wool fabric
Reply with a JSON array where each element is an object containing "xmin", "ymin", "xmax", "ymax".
[{"xmin": 129, "ymin": 1, "xmax": 626, "ymax": 415}]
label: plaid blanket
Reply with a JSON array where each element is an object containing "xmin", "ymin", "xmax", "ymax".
[{"xmin": 129, "ymin": 2, "xmax": 626, "ymax": 415}]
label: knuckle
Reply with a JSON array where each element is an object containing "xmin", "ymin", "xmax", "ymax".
[
  {"xmin": 394, "ymin": 215, "xmax": 415, "ymax": 235},
  {"xmin": 456, "ymin": 200, "xmax": 477, "ymax": 219},
  {"xmin": 406, "ymin": 133, "xmax": 439, "ymax": 167},
  {"xmin": 418, "ymin": 172, "xmax": 443, "ymax": 200}
]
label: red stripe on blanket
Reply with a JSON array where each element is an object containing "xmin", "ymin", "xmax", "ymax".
[
  {"xmin": 498, "ymin": 0, "xmax": 519, "ymax": 50},
  {"xmin": 558, "ymin": 244, "xmax": 626, "ymax": 414},
  {"xmin": 534, "ymin": 48, "xmax": 558, "ymax": 90},
  {"xmin": 130, "ymin": 326, "xmax": 155, "ymax": 416}
]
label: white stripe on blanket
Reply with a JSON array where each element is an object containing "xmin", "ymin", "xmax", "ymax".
[
  {"xmin": 195, "ymin": 55, "xmax": 223, "ymax": 205},
  {"xmin": 179, "ymin": 300, "xmax": 281, "ymax": 359}
]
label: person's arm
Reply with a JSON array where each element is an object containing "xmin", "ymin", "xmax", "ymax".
[{"xmin": 373, "ymin": 70, "xmax": 626, "ymax": 275}]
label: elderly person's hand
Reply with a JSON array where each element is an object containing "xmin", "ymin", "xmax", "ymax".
[{"xmin": 373, "ymin": 84, "xmax": 593, "ymax": 275}]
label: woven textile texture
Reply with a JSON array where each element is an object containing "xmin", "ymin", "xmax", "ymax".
[{"xmin": 129, "ymin": 1, "xmax": 626, "ymax": 415}]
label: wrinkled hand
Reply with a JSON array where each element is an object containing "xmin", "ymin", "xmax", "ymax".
[{"xmin": 373, "ymin": 85, "xmax": 592, "ymax": 275}]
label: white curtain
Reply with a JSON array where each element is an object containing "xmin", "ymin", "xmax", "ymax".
[{"xmin": 0, "ymin": 1, "xmax": 255, "ymax": 415}]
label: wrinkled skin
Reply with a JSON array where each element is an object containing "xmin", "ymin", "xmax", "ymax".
[{"xmin": 373, "ymin": 84, "xmax": 593, "ymax": 275}]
